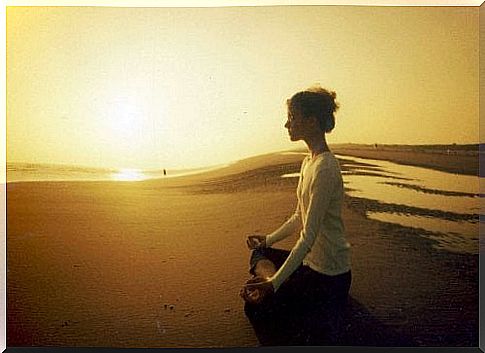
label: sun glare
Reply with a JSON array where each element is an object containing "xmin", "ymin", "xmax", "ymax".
[
  {"xmin": 110, "ymin": 97, "xmax": 143, "ymax": 137},
  {"xmin": 112, "ymin": 169, "xmax": 148, "ymax": 181}
]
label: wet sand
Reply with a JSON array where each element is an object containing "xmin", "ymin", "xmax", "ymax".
[
  {"xmin": 331, "ymin": 144, "xmax": 479, "ymax": 176},
  {"xmin": 6, "ymin": 149, "xmax": 478, "ymax": 347}
]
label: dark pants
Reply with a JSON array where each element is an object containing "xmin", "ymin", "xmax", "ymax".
[{"xmin": 245, "ymin": 247, "xmax": 352, "ymax": 345}]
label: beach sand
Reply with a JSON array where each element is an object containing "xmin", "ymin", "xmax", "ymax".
[
  {"xmin": 6, "ymin": 149, "xmax": 479, "ymax": 347},
  {"xmin": 331, "ymin": 144, "xmax": 479, "ymax": 176}
]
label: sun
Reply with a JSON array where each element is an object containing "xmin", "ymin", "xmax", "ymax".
[
  {"xmin": 108, "ymin": 96, "xmax": 144, "ymax": 140},
  {"xmin": 98, "ymin": 85, "xmax": 169, "ymax": 166}
]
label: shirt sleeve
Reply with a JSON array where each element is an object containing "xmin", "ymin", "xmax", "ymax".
[
  {"xmin": 265, "ymin": 158, "xmax": 307, "ymax": 247},
  {"xmin": 269, "ymin": 165, "xmax": 337, "ymax": 292},
  {"xmin": 265, "ymin": 203, "xmax": 301, "ymax": 247}
]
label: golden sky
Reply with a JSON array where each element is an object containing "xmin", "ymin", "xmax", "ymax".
[{"xmin": 6, "ymin": 5, "xmax": 479, "ymax": 170}]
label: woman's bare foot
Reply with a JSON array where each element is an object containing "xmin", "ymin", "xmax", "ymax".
[
  {"xmin": 253, "ymin": 259, "xmax": 277, "ymax": 279},
  {"xmin": 240, "ymin": 259, "xmax": 277, "ymax": 304}
]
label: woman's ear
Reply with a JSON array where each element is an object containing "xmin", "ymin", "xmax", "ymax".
[
  {"xmin": 309, "ymin": 116, "xmax": 319, "ymax": 127},
  {"xmin": 308, "ymin": 116, "xmax": 324, "ymax": 131}
]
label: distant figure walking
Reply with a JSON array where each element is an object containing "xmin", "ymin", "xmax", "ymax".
[
  {"xmin": 240, "ymin": 86, "xmax": 352, "ymax": 344},
  {"xmin": 163, "ymin": 169, "xmax": 167, "ymax": 176}
]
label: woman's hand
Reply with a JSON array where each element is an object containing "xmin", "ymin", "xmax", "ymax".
[
  {"xmin": 240, "ymin": 276, "xmax": 274, "ymax": 304},
  {"xmin": 246, "ymin": 234, "xmax": 267, "ymax": 250}
]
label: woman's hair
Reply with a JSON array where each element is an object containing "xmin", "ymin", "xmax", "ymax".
[{"xmin": 288, "ymin": 85, "xmax": 340, "ymax": 133}]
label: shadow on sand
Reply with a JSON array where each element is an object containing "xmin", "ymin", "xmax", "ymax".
[{"xmin": 244, "ymin": 296, "xmax": 415, "ymax": 346}]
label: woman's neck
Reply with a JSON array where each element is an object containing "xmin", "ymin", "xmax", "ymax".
[{"xmin": 304, "ymin": 135, "xmax": 330, "ymax": 159}]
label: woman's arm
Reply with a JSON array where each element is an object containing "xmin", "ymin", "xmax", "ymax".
[
  {"xmin": 265, "ymin": 158, "xmax": 307, "ymax": 247},
  {"xmin": 265, "ymin": 203, "xmax": 301, "ymax": 247},
  {"xmin": 269, "ymin": 166, "xmax": 337, "ymax": 291}
]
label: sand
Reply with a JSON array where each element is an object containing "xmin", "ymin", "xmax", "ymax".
[
  {"xmin": 331, "ymin": 144, "xmax": 479, "ymax": 176},
  {"xmin": 6, "ymin": 149, "xmax": 479, "ymax": 347}
]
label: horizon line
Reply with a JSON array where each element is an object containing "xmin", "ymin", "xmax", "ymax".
[{"xmin": 6, "ymin": 142, "xmax": 481, "ymax": 171}]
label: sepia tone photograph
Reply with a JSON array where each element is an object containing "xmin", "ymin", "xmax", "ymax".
[{"xmin": 5, "ymin": 2, "xmax": 481, "ymax": 348}]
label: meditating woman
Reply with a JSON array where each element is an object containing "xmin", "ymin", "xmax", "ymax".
[{"xmin": 240, "ymin": 86, "xmax": 352, "ymax": 342}]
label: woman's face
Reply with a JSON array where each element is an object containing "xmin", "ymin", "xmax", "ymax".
[{"xmin": 285, "ymin": 103, "xmax": 311, "ymax": 141}]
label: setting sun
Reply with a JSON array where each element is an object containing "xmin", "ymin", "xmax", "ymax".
[{"xmin": 110, "ymin": 98, "xmax": 142, "ymax": 138}]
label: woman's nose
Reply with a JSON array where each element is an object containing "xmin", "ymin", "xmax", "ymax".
[{"xmin": 284, "ymin": 120, "xmax": 290, "ymax": 128}]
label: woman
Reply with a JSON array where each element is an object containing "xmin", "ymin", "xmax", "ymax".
[{"xmin": 240, "ymin": 86, "xmax": 351, "ymax": 339}]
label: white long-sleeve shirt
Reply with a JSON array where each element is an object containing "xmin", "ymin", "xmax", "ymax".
[{"xmin": 266, "ymin": 151, "xmax": 351, "ymax": 291}]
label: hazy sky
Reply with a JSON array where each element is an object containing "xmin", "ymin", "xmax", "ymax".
[{"xmin": 7, "ymin": 5, "xmax": 479, "ymax": 170}]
